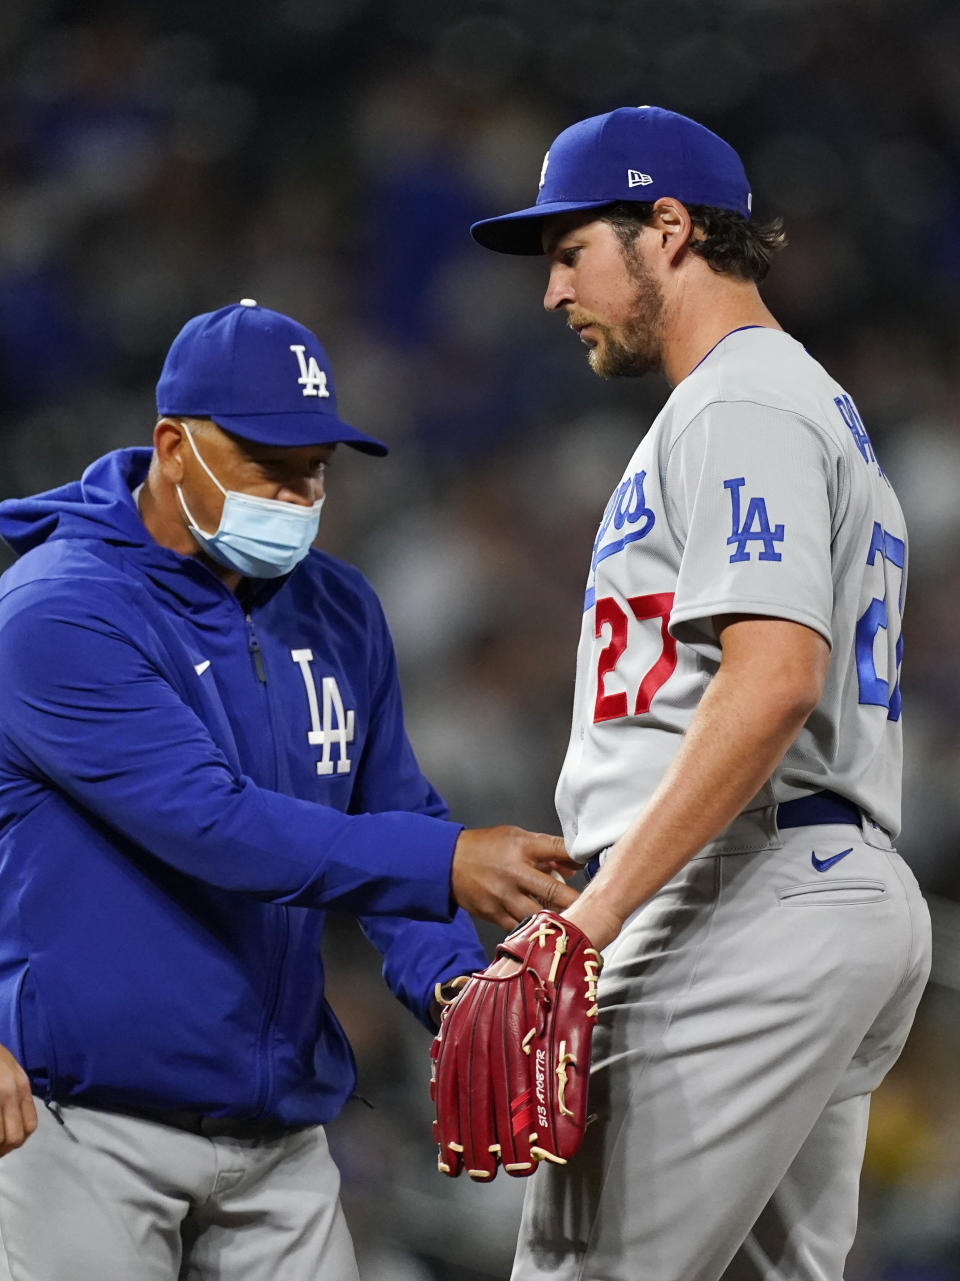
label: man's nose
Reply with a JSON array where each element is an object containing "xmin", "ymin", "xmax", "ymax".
[
  {"xmin": 280, "ymin": 477, "xmax": 323, "ymax": 505},
  {"xmin": 543, "ymin": 266, "xmax": 573, "ymax": 312}
]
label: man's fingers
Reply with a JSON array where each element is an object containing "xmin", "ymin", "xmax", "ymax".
[
  {"xmin": 1, "ymin": 1105, "xmax": 23, "ymax": 1155},
  {"xmin": 496, "ymin": 882, "xmax": 577, "ymax": 929},
  {"xmin": 526, "ymin": 834, "xmax": 574, "ymax": 866},
  {"xmin": 20, "ymin": 1090, "xmax": 37, "ymax": 1139},
  {"xmin": 543, "ymin": 878, "xmax": 579, "ymax": 911},
  {"xmin": 496, "ymin": 850, "xmax": 580, "ymax": 924},
  {"xmin": 449, "ymin": 826, "xmax": 581, "ymax": 927},
  {"xmin": 0, "ymin": 1089, "xmax": 24, "ymax": 1157},
  {"xmin": 525, "ymin": 869, "xmax": 579, "ymax": 912},
  {"xmin": 0, "ymin": 1056, "xmax": 37, "ymax": 1157},
  {"xmin": 497, "ymin": 893, "xmax": 551, "ymax": 932}
]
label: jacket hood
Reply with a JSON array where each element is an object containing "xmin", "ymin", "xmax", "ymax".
[{"xmin": 0, "ymin": 448, "xmax": 153, "ymax": 559}]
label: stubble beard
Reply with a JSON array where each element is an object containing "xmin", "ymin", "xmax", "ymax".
[{"xmin": 585, "ymin": 253, "xmax": 665, "ymax": 380}]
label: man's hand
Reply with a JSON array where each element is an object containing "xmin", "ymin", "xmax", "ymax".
[
  {"xmin": 451, "ymin": 827, "xmax": 579, "ymax": 929},
  {"xmin": 0, "ymin": 1045, "xmax": 37, "ymax": 1157}
]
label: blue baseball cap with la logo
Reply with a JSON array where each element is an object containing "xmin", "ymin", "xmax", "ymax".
[
  {"xmin": 156, "ymin": 300, "xmax": 388, "ymax": 455},
  {"xmin": 471, "ymin": 106, "xmax": 752, "ymax": 256}
]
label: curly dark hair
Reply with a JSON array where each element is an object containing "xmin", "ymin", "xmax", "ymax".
[{"xmin": 601, "ymin": 201, "xmax": 787, "ymax": 284}]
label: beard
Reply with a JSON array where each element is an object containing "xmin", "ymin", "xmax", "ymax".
[{"xmin": 581, "ymin": 254, "xmax": 665, "ymax": 380}]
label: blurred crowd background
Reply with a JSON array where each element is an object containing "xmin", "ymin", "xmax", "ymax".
[{"xmin": 1, "ymin": 0, "xmax": 958, "ymax": 1276}]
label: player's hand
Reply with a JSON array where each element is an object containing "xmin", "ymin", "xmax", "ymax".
[
  {"xmin": 428, "ymin": 974, "xmax": 472, "ymax": 1029},
  {"xmin": 0, "ymin": 1044, "xmax": 37, "ymax": 1157},
  {"xmin": 450, "ymin": 826, "xmax": 580, "ymax": 930}
]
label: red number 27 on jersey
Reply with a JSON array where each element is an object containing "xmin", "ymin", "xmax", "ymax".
[{"xmin": 594, "ymin": 593, "xmax": 677, "ymax": 723}]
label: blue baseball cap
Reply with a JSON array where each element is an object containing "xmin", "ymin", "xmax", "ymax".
[
  {"xmin": 156, "ymin": 300, "xmax": 388, "ymax": 455},
  {"xmin": 471, "ymin": 106, "xmax": 752, "ymax": 255}
]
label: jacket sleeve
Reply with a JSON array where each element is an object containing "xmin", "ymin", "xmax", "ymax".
[
  {"xmin": 349, "ymin": 591, "xmax": 487, "ymax": 1025},
  {"xmin": 358, "ymin": 909, "xmax": 488, "ymax": 1029},
  {"xmin": 0, "ymin": 579, "xmax": 460, "ymax": 921}
]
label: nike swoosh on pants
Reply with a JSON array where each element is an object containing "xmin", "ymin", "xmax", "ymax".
[{"xmin": 811, "ymin": 847, "xmax": 854, "ymax": 872}]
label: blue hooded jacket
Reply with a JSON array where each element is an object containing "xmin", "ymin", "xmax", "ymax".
[{"xmin": 0, "ymin": 448, "xmax": 486, "ymax": 1125}]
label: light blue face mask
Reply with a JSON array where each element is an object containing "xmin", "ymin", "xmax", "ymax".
[{"xmin": 175, "ymin": 423, "xmax": 324, "ymax": 579}]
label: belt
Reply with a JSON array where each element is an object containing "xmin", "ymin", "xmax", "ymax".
[
  {"xmin": 776, "ymin": 789, "xmax": 861, "ymax": 830},
  {"xmin": 147, "ymin": 1110, "xmax": 299, "ymax": 1138},
  {"xmin": 583, "ymin": 790, "xmax": 862, "ymax": 882},
  {"xmin": 62, "ymin": 1104, "xmax": 301, "ymax": 1140}
]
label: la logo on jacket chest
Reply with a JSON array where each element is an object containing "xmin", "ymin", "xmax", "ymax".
[{"xmin": 290, "ymin": 650, "xmax": 355, "ymax": 775}]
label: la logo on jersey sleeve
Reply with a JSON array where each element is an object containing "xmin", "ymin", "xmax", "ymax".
[{"xmin": 723, "ymin": 477, "xmax": 785, "ymax": 563}]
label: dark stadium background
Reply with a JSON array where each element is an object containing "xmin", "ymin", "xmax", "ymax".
[{"xmin": 0, "ymin": 1, "xmax": 957, "ymax": 1276}]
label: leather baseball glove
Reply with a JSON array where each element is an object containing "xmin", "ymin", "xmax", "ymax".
[{"xmin": 430, "ymin": 911, "xmax": 602, "ymax": 1181}]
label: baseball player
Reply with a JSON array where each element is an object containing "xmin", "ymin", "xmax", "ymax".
[
  {"xmin": 0, "ymin": 301, "xmax": 577, "ymax": 1280},
  {"xmin": 469, "ymin": 107, "xmax": 932, "ymax": 1280}
]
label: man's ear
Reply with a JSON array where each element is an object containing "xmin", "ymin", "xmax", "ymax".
[
  {"xmin": 650, "ymin": 198, "xmax": 693, "ymax": 264},
  {"xmin": 153, "ymin": 418, "xmax": 188, "ymax": 484}
]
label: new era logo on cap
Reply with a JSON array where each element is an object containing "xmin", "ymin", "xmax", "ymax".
[{"xmin": 471, "ymin": 106, "xmax": 752, "ymax": 255}]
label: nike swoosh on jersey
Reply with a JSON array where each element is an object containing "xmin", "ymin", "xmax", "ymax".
[
  {"xmin": 194, "ymin": 660, "xmax": 211, "ymax": 676},
  {"xmin": 811, "ymin": 847, "xmax": 853, "ymax": 873}
]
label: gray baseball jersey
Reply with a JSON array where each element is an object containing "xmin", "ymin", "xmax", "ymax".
[{"xmin": 556, "ymin": 325, "xmax": 907, "ymax": 859}]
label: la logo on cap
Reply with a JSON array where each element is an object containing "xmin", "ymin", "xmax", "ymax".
[
  {"xmin": 290, "ymin": 345, "xmax": 330, "ymax": 398},
  {"xmin": 627, "ymin": 169, "xmax": 653, "ymax": 188}
]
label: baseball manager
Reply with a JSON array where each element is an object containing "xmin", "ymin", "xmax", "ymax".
[{"xmin": 0, "ymin": 300, "xmax": 576, "ymax": 1279}]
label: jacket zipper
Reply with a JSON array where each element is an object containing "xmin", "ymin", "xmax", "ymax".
[
  {"xmin": 245, "ymin": 613, "xmax": 266, "ymax": 683},
  {"xmin": 242, "ymin": 607, "xmax": 289, "ymax": 1118},
  {"xmin": 254, "ymin": 907, "xmax": 290, "ymax": 1118}
]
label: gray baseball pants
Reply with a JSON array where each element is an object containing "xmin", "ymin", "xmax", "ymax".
[
  {"xmin": 511, "ymin": 815, "xmax": 931, "ymax": 1281},
  {"xmin": 0, "ymin": 1102, "xmax": 359, "ymax": 1280}
]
